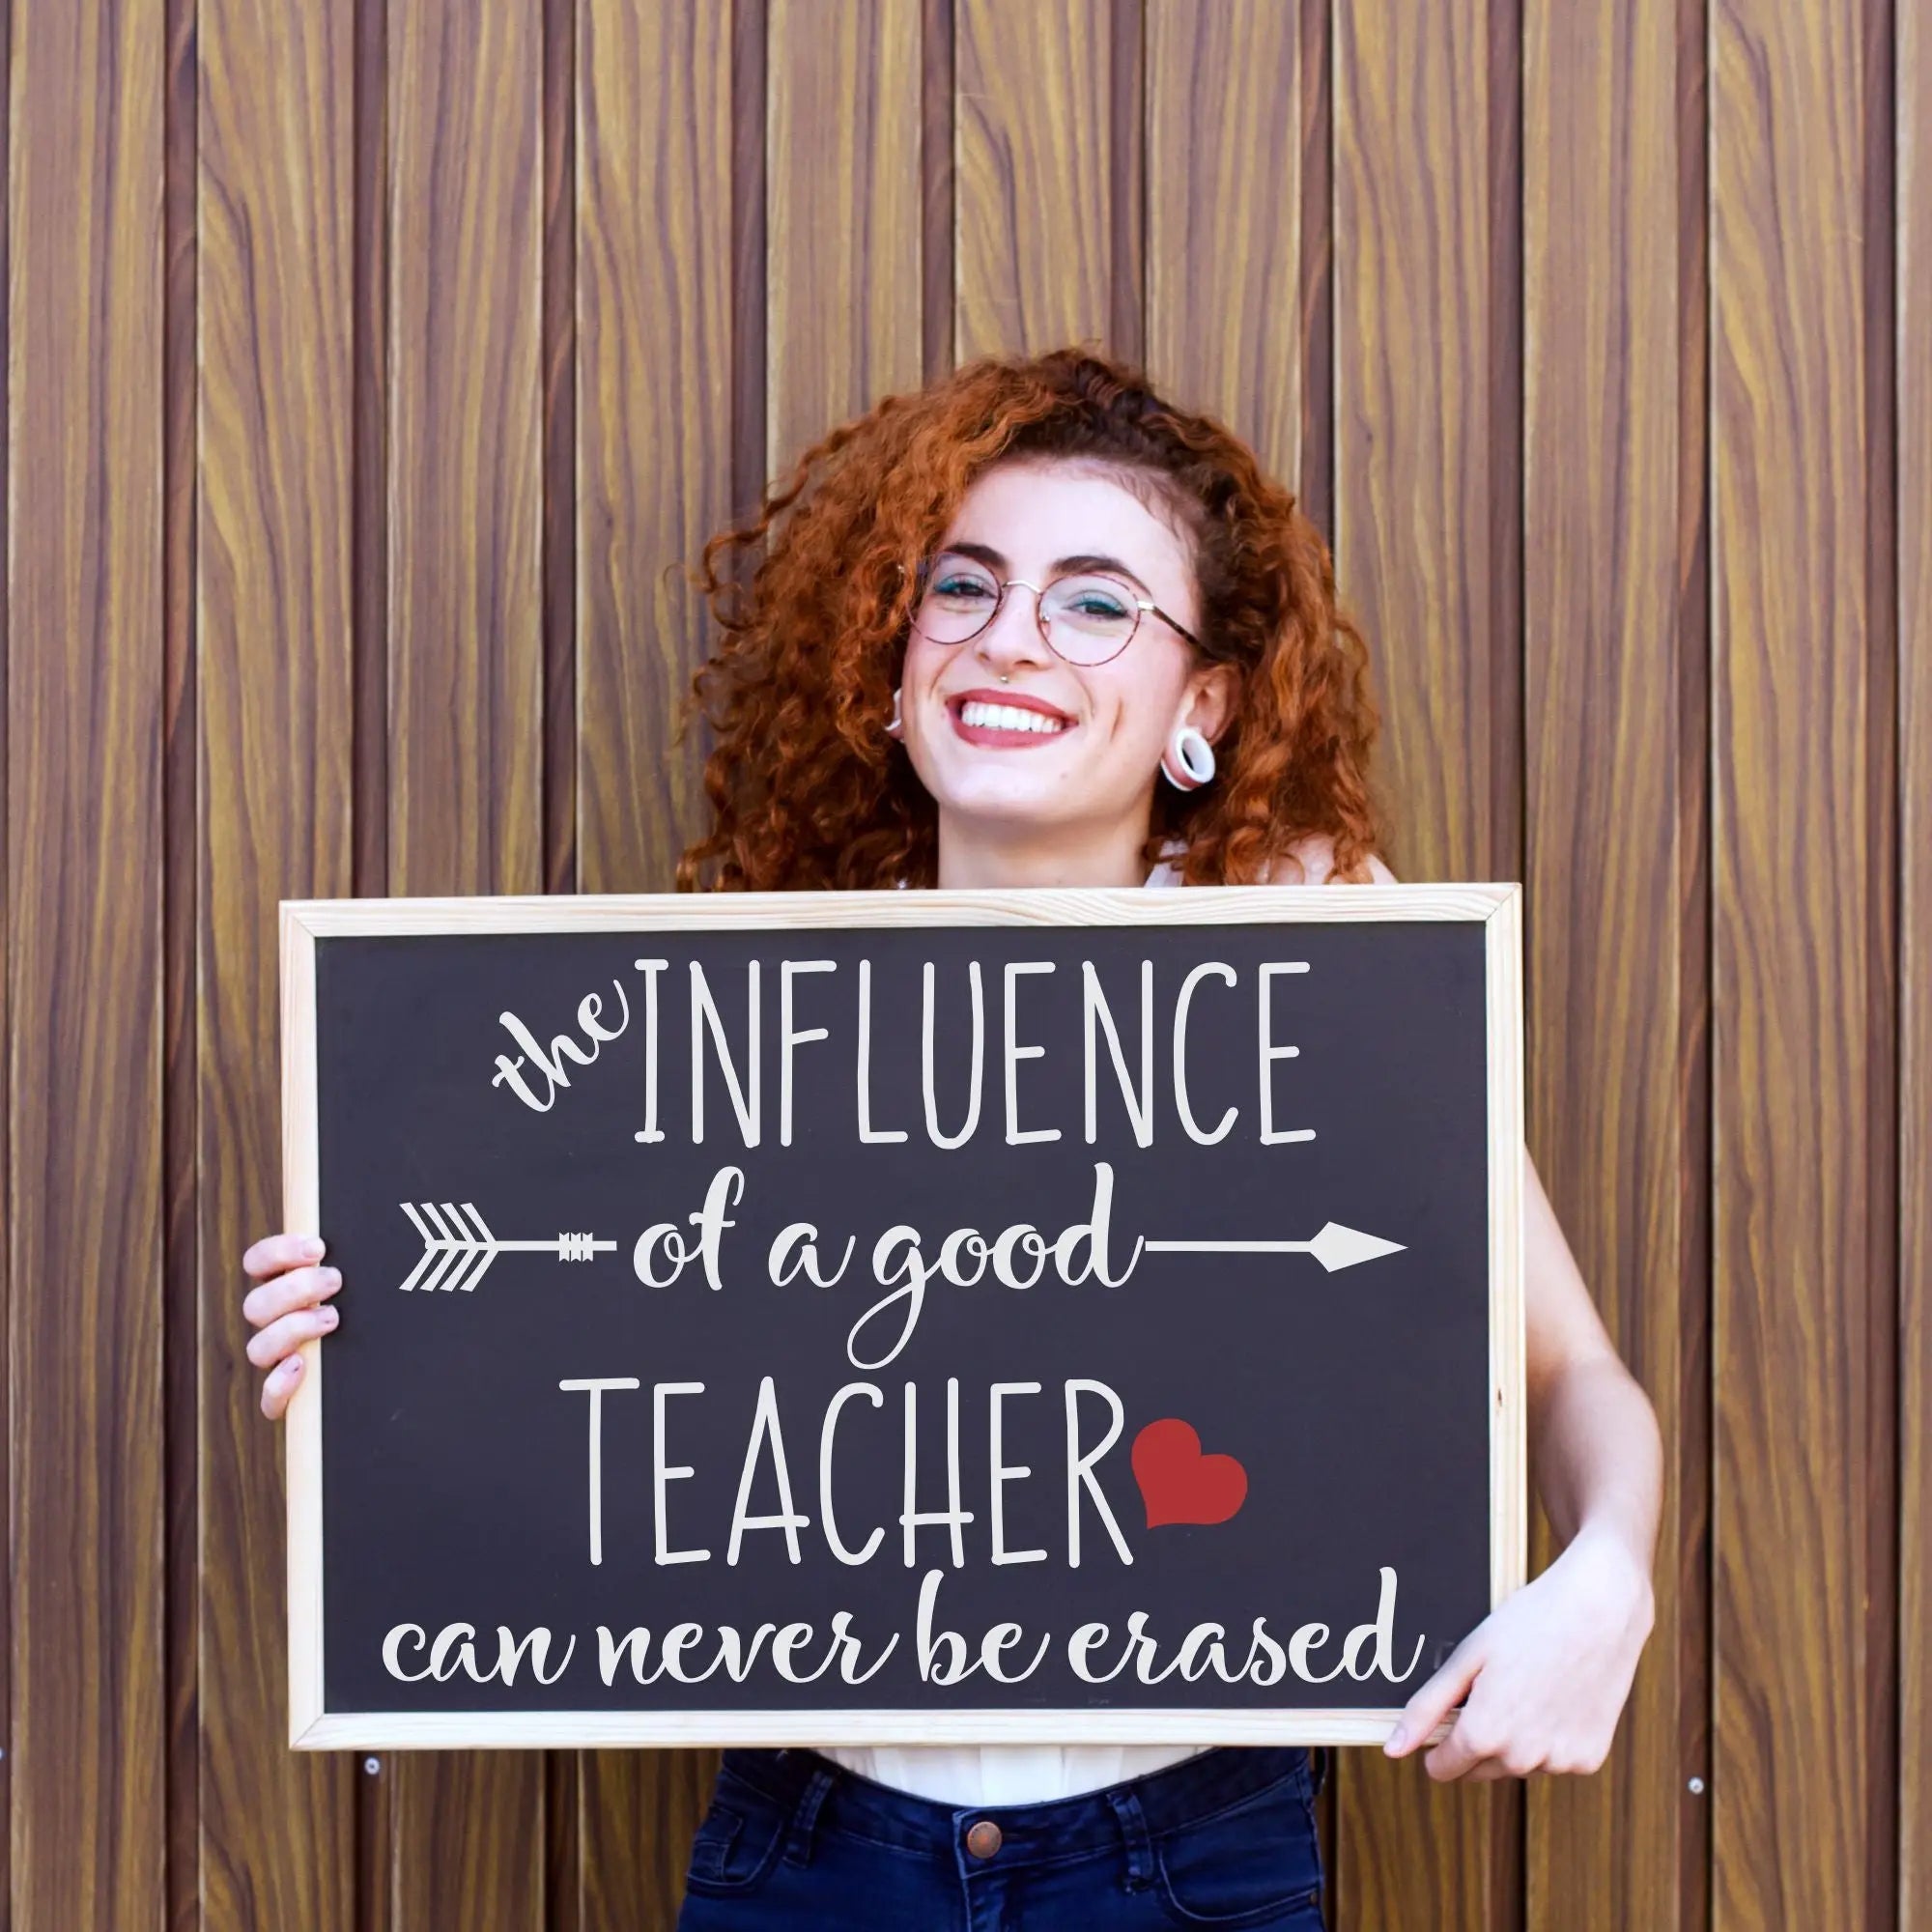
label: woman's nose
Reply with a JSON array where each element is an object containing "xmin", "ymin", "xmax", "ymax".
[{"xmin": 972, "ymin": 583, "xmax": 1053, "ymax": 675}]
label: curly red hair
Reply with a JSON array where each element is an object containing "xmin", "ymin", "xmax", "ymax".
[{"xmin": 674, "ymin": 343, "xmax": 1390, "ymax": 890}]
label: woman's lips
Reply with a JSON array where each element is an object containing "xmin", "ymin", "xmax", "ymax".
[{"xmin": 945, "ymin": 688, "xmax": 1076, "ymax": 749}]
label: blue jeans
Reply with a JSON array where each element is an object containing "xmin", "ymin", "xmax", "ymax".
[{"xmin": 674, "ymin": 1744, "xmax": 1328, "ymax": 1930}]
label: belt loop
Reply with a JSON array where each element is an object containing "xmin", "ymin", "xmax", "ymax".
[
  {"xmin": 1104, "ymin": 1786, "xmax": 1154, "ymax": 1892},
  {"xmin": 1310, "ymin": 1746, "xmax": 1330, "ymax": 1801},
  {"xmin": 782, "ymin": 1765, "xmax": 837, "ymax": 1867}
]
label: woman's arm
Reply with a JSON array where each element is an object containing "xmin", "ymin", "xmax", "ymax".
[
  {"xmin": 1517, "ymin": 1162, "xmax": 1663, "ymax": 1567},
  {"xmin": 1286, "ymin": 837, "xmax": 1663, "ymax": 1779},
  {"xmin": 1380, "ymin": 1145, "xmax": 1661, "ymax": 1778}
]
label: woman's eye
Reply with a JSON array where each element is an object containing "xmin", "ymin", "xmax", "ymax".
[
  {"xmin": 1070, "ymin": 591, "xmax": 1129, "ymax": 619},
  {"xmin": 935, "ymin": 577, "xmax": 994, "ymax": 600}
]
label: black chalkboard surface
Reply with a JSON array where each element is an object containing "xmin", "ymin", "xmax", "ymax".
[{"xmin": 279, "ymin": 886, "xmax": 1524, "ymax": 1749}]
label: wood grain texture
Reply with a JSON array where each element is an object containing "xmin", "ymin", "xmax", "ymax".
[
  {"xmin": 384, "ymin": 1, "xmax": 549, "ymax": 1924},
  {"xmin": 387, "ymin": 0, "xmax": 545, "ymax": 899},
  {"xmin": 12, "ymin": 2, "xmax": 1923, "ymax": 1925},
  {"xmin": 1146, "ymin": 0, "xmax": 1300, "ymax": 493},
  {"xmin": 1520, "ymin": 1, "xmax": 1693, "ymax": 1925},
  {"xmin": 765, "ymin": 0, "xmax": 924, "ymax": 480},
  {"xmin": 544, "ymin": 0, "xmax": 580, "ymax": 900},
  {"xmin": 953, "ymin": 0, "xmax": 1140, "ymax": 363},
  {"xmin": 1710, "ymin": 0, "xmax": 1894, "ymax": 1924},
  {"xmin": 1897, "ymin": 0, "xmax": 1928, "ymax": 1918},
  {"xmin": 920, "ymin": 0, "xmax": 956, "ymax": 382},
  {"xmin": 578, "ymin": 1745, "xmax": 722, "ymax": 1932},
  {"xmin": 577, "ymin": 0, "xmax": 735, "ymax": 901},
  {"xmin": 1330, "ymin": 1, "xmax": 1523, "ymax": 1920},
  {"xmin": 1331, "ymin": 0, "xmax": 1520, "ymax": 890},
  {"xmin": 1669, "ymin": 7, "xmax": 1714, "ymax": 1919},
  {"xmin": 1294, "ymin": 0, "xmax": 1334, "ymax": 548},
  {"xmin": 574, "ymin": 1, "xmax": 740, "ymax": 1920},
  {"xmin": 164, "ymin": 0, "xmax": 203, "ymax": 1924},
  {"xmin": 353, "ymin": 0, "xmax": 392, "ymax": 912},
  {"xmin": 197, "ymin": 0, "xmax": 358, "ymax": 1924},
  {"xmin": 8, "ymin": 5, "xmax": 166, "ymax": 1925}
]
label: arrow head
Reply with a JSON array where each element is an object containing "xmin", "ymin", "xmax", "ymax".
[{"xmin": 1306, "ymin": 1221, "xmax": 1406, "ymax": 1271}]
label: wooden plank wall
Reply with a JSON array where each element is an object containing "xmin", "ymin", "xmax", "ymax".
[{"xmin": 2, "ymin": 2, "xmax": 1919, "ymax": 1927}]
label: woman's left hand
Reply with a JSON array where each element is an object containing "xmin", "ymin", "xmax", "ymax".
[{"xmin": 1380, "ymin": 1522, "xmax": 1655, "ymax": 1780}]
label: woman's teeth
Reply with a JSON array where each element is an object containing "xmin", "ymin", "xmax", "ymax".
[{"xmin": 958, "ymin": 700, "xmax": 1068, "ymax": 734}]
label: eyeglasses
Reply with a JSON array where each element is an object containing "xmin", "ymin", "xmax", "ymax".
[{"xmin": 909, "ymin": 549, "xmax": 1201, "ymax": 667}]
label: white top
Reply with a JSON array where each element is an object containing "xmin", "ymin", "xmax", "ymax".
[
  {"xmin": 830, "ymin": 848, "xmax": 1204, "ymax": 1804},
  {"xmin": 821, "ymin": 1738, "xmax": 1208, "ymax": 1806}
]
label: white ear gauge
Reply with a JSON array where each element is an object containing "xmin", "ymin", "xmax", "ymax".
[
  {"xmin": 886, "ymin": 687, "xmax": 903, "ymax": 740},
  {"xmin": 1160, "ymin": 724, "xmax": 1216, "ymax": 790}
]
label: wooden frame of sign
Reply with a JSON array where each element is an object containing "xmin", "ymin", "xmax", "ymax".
[{"xmin": 280, "ymin": 885, "xmax": 1524, "ymax": 1749}]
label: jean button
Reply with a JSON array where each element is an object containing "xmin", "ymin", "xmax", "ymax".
[{"xmin": 965, "ymin": 1819, "xmax": 1003, "ymax": 1860}]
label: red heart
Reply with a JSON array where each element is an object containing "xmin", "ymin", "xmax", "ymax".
[{"xmin": 1131, "ymin": 1418, "xmax": 1248, "ymax": 1528}]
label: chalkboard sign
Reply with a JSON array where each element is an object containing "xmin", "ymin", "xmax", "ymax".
[{"xmin": 278, "ymin": 886, "xmax": 1524, "ymax": 1749}]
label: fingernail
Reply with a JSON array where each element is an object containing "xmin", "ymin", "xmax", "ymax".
[
  {"xmin": 301, "ymin": 1237, "xmax": 325, "ymax": 1260},
  {"xmin": 320, "ymin": 1307, "xmax": 338, "ymax": 1326},
  {"xmin": 1384, "ymin": 1726, "xmax": 1407, "ymax": 1754},
  {"xmin": 287, "ymin": 1357, "xmax": 302, "ymax": 1375},
  {"xmin": 321, "ymin": 1268, "xmax": 342, "ymax": 1290}
]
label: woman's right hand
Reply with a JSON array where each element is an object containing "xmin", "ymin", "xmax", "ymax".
[{"xmin": 241, "ymin": 1231, "xmax": 343, "ymax": 1420}]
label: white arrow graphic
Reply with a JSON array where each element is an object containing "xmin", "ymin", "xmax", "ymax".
[
  {"xmin": 1144, "ymin": 1221, "xmax": 1406, "ymax": 1272},
  {"xmin": 397, "ymin": 1202, "xmax": 616, "ymax": 1293}
]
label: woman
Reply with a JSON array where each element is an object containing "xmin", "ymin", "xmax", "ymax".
[{"xmin": 242, "ymin": 346, "xmax": 1661, "ymax": 1929}]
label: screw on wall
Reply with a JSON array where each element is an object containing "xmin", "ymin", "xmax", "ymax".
[
  {"xmin": 364, "ymin": 1756, "xmax": 383, "ymax": 1776},
  {"xmin": 1687, "ymin": 1776, "xmax": 1706, "ymax": 1796}
]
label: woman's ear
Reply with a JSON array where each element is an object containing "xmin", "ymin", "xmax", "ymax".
[{"xmin": 1181, "ymin": 663, "xmax": 1239, "ymax": 744}]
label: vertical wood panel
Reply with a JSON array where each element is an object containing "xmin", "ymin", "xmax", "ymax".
[
  {"xmin": 765, "ymin": 0, "xmax": 924, "ymax": 477},
  {"xmin": 1331, "ymin": 0, "xmax": 1520, "ymax": 888},
  {"xmin": 543, "ymin": 0, "xmax": 580, "ymax": 902},
  {"xmin": 1520, "ymin": 1, "xmax": 1694, "ymax": 1926},
  {"xmin": 1294, "ymin": 0, "xmax": 1334, "ymax": 548},
  {"xmin": 8, "ymin": 5, "xmax": 165, "ymax": 1925},
  {"xmin": 384, "ymin": 0, "xmax": 549, "ymax": 1923},
  {"xmin": 575, "ymin": 1, "xmax": 738, "ymax": 1918},
  {"xmin": 1670, "ymin": 9, "xmax": 1715, "ymax": 1920},
  {"xmin": 197, "ymin": 0, "xmax": 359, "ymax": 1924},
  {"xmin": 1709, "ymin": 0, "xmax": 1895, "ymax": 1924},
  {"xmin": 1896, "ymin": 0, "xmax": 1928, "ymax": 1918},
  {"xmin": 577, "ymin": 0, "xmax": 735, "ymax": 903},
  {"xmin": 953, "ymin": 0, "xmax": 1141, "ymax": 363},
  {"xmin": 1330, "ymin": 0, "xmax": 1522, "ymax": 1921},
  {"xmin": 920, "ymin": 0, "xmax": 956, "ymax": 383},
  {"xmin": 163, "ymin": 0, "xmax": 203, "ymax": 1917},
  {"xmin": 1146, "ymin": 0, "xmax": 1300, "ymax": 483},
  {"xmin": 387, "ymin": 0, "xmax": 545, "ymax": 897}
]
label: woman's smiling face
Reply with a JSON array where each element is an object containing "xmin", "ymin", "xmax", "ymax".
[{"xmin": 897, "ymin": 457, "xmax": 1228, "ymax": 850}]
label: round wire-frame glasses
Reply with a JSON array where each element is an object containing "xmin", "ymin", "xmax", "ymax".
[{"xmin": 909, "ymin": 549, "xmax": 1201, "ymax": 667}]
